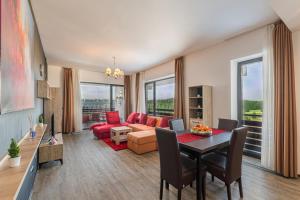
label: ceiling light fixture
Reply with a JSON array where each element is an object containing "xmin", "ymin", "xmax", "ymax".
[{"xmin": 105, "ymin": 56, "xmax": 124, "ymax": 79}]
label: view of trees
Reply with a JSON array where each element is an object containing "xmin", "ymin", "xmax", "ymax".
[
  {"xmin": 243, "ymin": 100, "xmax": 263, "ymax": 122},
  {"xmin": 146, "ymin": 98, "xmax": 174, "ymax": 116}
]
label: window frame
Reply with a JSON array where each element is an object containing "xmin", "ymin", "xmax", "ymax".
[
  {"xmin": 144, "ymin": 77, "xmax": 175, "ymax": 116},
  {"xmin": 237, "ymin": 57, "xmax": 263, "ymax": 125}
]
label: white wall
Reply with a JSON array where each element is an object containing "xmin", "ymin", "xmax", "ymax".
[
  {"xmin": 48, "ymin": 65, "xmax": 63, "ymax": 87},
  {"xmin": 185, "ymin": 28, "xmax": 266, "ymax": 127},
  {"xmin": 292, "ymin": 30, "xmax": 300, "ymax": 174},
  {"xmin": 144, "ymin": 60, "xmax": 175, "ymax": 81},
  {"xmin": 145, "ymin": 27, "xmax": 266, "ymax": 127},
  {"xmin": 47, "ymin": 65, "xmax": 124, "ymax": 87}
]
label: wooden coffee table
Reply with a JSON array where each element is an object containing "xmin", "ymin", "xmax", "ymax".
[{"xmin": 110, "ymin": 126, "xmax": 132, "ymax": 145}]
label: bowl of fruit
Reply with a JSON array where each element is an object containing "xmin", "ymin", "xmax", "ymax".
[{"xmin": 191, "ymin": 124, "xmax": 212, "ymax": 136}]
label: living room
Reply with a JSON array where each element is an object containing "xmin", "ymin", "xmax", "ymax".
[{"xmin": 1, "ymin": 0, "xmax": 300, "ymax": 200}]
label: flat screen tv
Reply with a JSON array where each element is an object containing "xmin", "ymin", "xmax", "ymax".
[{"xmin": 51, "ymin": 113, "xmax": 55, "ymax": 137}]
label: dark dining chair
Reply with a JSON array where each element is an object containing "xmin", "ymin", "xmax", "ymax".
[
  {"xmin": 218, "ymin": 118, "xmax": 239, "ymax": 131},
  {"xmin": 169, "ymin": 119, "xmax": 185, "ymax": 132},
  {"xmin": 155, "ymin": 128, "xmax": 207, "ymax": 200},
  {"xmin": 201, "ymin": 127, "xmax": 248, "ymax": 200},
  {"xmin": 169, "ymin": 119, "xmax": 197, "ymax": 159},
  {"xmin": 214, "ymin": 118, "xmax": 239, "ymax": 158}
]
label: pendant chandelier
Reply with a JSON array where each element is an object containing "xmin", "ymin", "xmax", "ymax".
[{"xmin": 105, "ymin": 56, "xmax": 124, "ymax": 79}]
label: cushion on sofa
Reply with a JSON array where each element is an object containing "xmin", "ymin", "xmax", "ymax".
[
  {"xmin": 128, "ymin": 124, "xmax": 154, "ymax": 132},
  {"xmin": 89, "ymin": 122, "xmax": 106, "ymax": 130},
  {"xmin": 159, "ymin": 116, "xmax": 173, "ymax": 128},
  {"xmin": 146, "ymin": 117, "xmax": 157, "ymax": 127},
  {"xmin": 139, "ymin": 113, "xmax": 148, "ymax": 124},
  {"xmin": 106, "ymin": 111, "xmax": 121, "ymax": 124},
  {"xmin": 93, "ymin": 124, "xmax": 114, "ymax": 133},
  {"xmin": 92, "ymin": 122, "xmax": 129, "ymax": 139},
  {"xmin": 127, "ymin": 130, "xmax": 156, "ymax": 145},
  {"xmin": 155, "ymin": 118, "xmax": 161, "ymax": 127},
  {"xmin": 126, "ymin": 112, "xmax": 139, "ymax": 123}
]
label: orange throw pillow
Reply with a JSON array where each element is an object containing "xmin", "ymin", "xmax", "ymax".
[{"xmin": 146, "ymin": 117, "xmax": 157, "ymax": 127}]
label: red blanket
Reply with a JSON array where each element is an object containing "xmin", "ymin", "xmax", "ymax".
[{"xmin": 177, "ymin": 129, "xmax": 225, "ymax": 143}]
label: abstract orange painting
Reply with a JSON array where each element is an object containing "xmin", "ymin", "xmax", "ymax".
[{"xmin": 1, "ymin": 0, "xmax": 35, "ymax": 113}]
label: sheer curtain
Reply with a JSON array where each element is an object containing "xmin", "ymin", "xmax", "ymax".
[
  {"xmin": 261, "ymin": 25, "xmax": 275, "ymax": 170},
  {"xmin": 136, "ymin": 72, "xmax": 146, "ymax": 113},
  {"xmin": 72, "ymin": 68, "xmax": 82, "ymax": 132}
]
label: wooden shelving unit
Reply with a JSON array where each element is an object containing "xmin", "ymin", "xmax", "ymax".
[
  {"xmin": 188, "ymin": 85, "xmax": 212, "ymax": 128},
  {"xmin": 37, "ymin": 80, "xmax": 51, "ymax": 99}
]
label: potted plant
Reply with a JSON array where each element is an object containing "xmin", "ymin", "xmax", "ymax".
[
  {"xmin": 8, "ymin": 138, "xmax": 21, "ymax": 167},
  {"xmin": 38, "ymin": 114, "xmax": 44, "ymax": 128}
]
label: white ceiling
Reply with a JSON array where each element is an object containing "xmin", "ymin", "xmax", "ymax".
[
  {"xmin": 31, "ymin": 0, "xmax": 279, "ymax": 73},
  {"xmin": 270, "ymin": 0, "xmax": 300, "ymax": 31}
]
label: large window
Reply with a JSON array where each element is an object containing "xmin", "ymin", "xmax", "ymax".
[
  {"xmin": 145, "ymin": 77, "xmax": 175, "ymax": 116},
  {"xmin": 81, "ymin": 82, "xmax": 124, "ymax": 129}
]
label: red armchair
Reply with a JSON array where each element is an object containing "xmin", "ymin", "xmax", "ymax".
[{"xmin": 90, "ymin": 111, "xmax": 128, "ymax": 139}]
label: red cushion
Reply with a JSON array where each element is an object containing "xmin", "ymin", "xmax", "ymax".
[
  {"xmin": 94, "ymin": 124, "xmax": 114, "ymax": 133},
  {"xmin": 139, "ymin": 113, "xmax": 148, "ymax": 125},
  {"xmin": 159, "ymin": 116, "xmax": 173, "ymax": 128},
  {"xmin": 146, "ymin": 117, "xmax": 157, "ymax": 127},
  {"xmin": 93, "ymin": 123, "xmax": 129, "ymax": 139},
  {"xmin": 126, "ymin": 112, "xmax": 139, "ymax": 123},
  {"xmin": 135, "ymin": 113, "xmax": 141, "ymax": 123},
  {"xmin": 89, "ymin": 122, "xmax": 106, "ymax": 130},
  {"xmin": 106, "ymin": 111, "xmax": 121, "ymax": 124}
]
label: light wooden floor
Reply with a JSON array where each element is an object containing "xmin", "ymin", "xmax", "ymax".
[{"xmin": 32, "ymin": 131, "xmax": 300, "ymax": 200}]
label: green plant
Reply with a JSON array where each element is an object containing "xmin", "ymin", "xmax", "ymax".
[
  {"xmin": 39, "ymin": 114, "xmax": 44, "ymax": 123},
  {"xmin": 8, "ymin": 138, "xmax": 20, "ymax": 158}
]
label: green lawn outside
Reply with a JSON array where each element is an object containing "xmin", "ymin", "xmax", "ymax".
[{"xmin": 243, "ymin": 100, "xmax": 263, "ymax": 122}]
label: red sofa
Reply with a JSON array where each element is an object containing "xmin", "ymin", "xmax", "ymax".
[
  {"xmin": 90, "ymin": 111, "xmax": 172, "ymax": 140},
  {"xmin": 90, "ymin": 111, "xmax": 129, "ymax": 139}
]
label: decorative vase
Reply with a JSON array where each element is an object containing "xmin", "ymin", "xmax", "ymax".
[
  {"xmin": 9, "ymin": 156, "xmax": 21, "ymax": 167},
  {"xmin": 30, "ymin": 128, "xmax": 36, "ymax": 138}
]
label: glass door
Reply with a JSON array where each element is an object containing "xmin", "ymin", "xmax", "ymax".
[
  {"xmin": 112, "ymin": 85, "xmax": 125, "ymax": 121},
  {"xmin": 237, "ymin": 57, "xmax": 263, "ymax": 159},
  {"xmin": 80, "ymin": 83, "xmax": 124, "ymax": 129}
]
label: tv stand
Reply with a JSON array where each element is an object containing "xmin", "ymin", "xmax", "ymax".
[{"xmin": 38, "ymin": 133, "xmax": 63, "ymax": 167}]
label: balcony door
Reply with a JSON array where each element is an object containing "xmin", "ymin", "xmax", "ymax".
[
  {"xmin": 81, "ymin": 82, "xmax": 124, "ymax": 129},
  {"xmin": 237, "ymin": 57, "xmax": 263, "ymax": 159}
]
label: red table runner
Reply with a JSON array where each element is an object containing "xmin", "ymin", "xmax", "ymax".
[{"xmin": 177, "ymin": 129, "xmax": 225, "ymax": 143}]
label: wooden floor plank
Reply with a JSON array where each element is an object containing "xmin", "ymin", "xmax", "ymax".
[{"xmin": 32, "ymin": 131, "xmax": 300, "ymax": 200}]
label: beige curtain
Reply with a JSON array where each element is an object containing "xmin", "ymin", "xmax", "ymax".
[
  {"xmin": 124, "ymin": 75, "xmax": 132, "ymax": 118},
  {"xmin": 174, "ymin": 57, "xmax": 186, "ymax": 123},
  {"xmin": 62, "ymin": 68, "xmax": 75, "ymax": 134},
  {"xmin": 273, "ymin": 21, "xmax": 297, "ymax": 178},
  {"xmin": 72, "ymin": 68, "xmax": 82, "ymax": 132},
  {"xmin": 135, "ymin": 72, "xmax": 140, "ymax": 112}
]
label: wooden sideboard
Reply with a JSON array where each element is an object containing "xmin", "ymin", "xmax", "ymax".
[
  {"xmin": 39, "ymin": 133, "xmax": 64, "ymax": 166},
  {"xmin": 0, "ymin": 125, "xmax": 47, "ymax": 200}
]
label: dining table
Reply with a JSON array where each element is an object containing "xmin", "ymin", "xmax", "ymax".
[{"xmin": 176, "ymin": 129, "xmax": 232, "ymax": 200}]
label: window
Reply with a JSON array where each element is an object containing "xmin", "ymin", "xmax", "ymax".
[
  {"xmin": 145, "ymin": 77, "xmax": 175, "ymax": 116},
  {"xmin": 237, "ymin": 57, "xmax": 263, "ymax": 159},
  {"xmin": 80, "ymin": 82, "xmax": 124, "ymax": 129}
]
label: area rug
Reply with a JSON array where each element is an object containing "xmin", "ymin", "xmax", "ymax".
[{"xmin": 102, "ymin": 138, "xmax": 128, "ymax": 151}]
